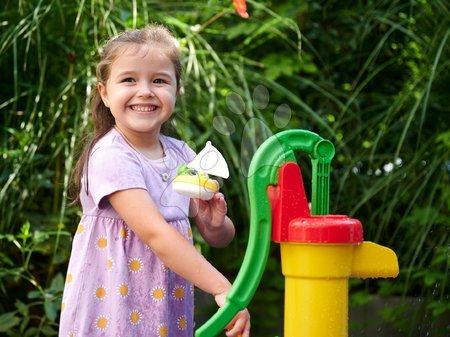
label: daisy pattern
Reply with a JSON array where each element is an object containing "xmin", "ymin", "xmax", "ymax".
[
  {"xmin": 128, "ymin": 258, "xmax": 143, "ymax": 273},
  {"xmin": 94, "ymin": 285, "xmax": 107, "ymax": 300},
  {"xmin": 65, "ymin": 273, "xmax": 73, "ymax": 284},
  {"xmin": 67, "ymin": 331, "xmax": 76, "ymax": 337},
  {"xmin": 107, "ymin": 258, "xmax": 115, "ymax": 271},
  {"xmin": 157, "ymin": 323, "xmax": 168, "ymax": 337},
  {"xmin": 177, "ymin": 315, "xmax": 187, "ymax": 331},
  {"xmin": 117, "ymin": 283, "xmax": 129, "ymax": 298},
  {"xmin": 75, "ymin": 224, "xmax": 84, "ymax": 235},
  {"xmin": 129, "ymin": 310, "xmax": 142, "ymax": 325},
  {"xmin": 95, "ymin": 315, "xmax": 109, "ymax": 331},
  {"xmin": 96, "ymin": 235, "xmax": 108, "ymax": 250},
  {"xmin": 119, "ymin": 226, "xmax": 130, "ymax": 240},
  {"xmin": 151, "ymin": 286, "xmax": 166, "ymax": 302},
  {"xmin": 172, "ymin": 285, "xmax": 185, "ymax": 301}
]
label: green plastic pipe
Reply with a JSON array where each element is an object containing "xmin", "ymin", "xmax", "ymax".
[{"xmin": 195, "ymin": 129, "xmax": 335, "ymax": 336}]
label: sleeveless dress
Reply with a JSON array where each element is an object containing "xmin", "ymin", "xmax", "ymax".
[{"xmin": 59, "ymin": 128, "xmax": 196, "ymax": 337}]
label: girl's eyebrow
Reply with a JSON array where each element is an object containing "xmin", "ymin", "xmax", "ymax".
[
  {"xmin": 153, "ymin": 71, "xmax": 173, "ymax": 78},
  {"xmin": 114, "ymin": 70, "xmax": 173, "ymax": 78},
  {"xmin": 115, "ymin": 70, "xmax": 136, "ymax": 77}
]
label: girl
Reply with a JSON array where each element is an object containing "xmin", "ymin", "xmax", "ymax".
[{"xmin": 60, "ymin": 25, "xmax": 250, "ymax": 337}]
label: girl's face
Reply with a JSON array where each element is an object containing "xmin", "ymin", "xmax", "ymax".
[{"xmin": 98, "ymin": 45, "xmax": 178, "ymax": 140}]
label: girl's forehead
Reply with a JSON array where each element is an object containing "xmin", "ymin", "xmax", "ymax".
[
  {"xmin": 116, "ymin": 43, "xmax": 170, "ymax": 60},
  {"xmin": 109, "ymin": 44, "xmax": 176, "ymax": 76},
  {"xmin": 111, "ymin": 45, "xmax": 166, "ymax": 65}
]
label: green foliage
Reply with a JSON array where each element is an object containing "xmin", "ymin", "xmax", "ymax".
[
  {"xmin": 1, "ymin": 0, "xmax": 449, "ymax": 336},
  {"xmin": 0, "ymin": 223, "xmax": 70, "ymax": 335}
]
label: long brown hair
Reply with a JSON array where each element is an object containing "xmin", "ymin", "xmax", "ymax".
[{"xmin": 69, "ymin": 24, "xmax": 182, "ymax": 204}]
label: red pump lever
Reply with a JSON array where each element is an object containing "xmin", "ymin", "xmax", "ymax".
[{"xmin": 268, "ymin": 162, "xmax": 363, "ymax": 244}]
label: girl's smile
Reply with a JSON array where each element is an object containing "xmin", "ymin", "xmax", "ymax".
[{"xmin": 129, "ymin": 104, "xmax": 159, "ymax": 113}]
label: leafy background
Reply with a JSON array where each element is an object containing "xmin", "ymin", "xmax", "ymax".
[{"xmin": 0, "ymin": 0, "xmax": 448, "ymax": 336}]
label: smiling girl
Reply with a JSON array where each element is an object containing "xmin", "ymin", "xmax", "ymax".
[{"xmin": 59, "ymin": 24, "xmax": 250, "ymax": 337}]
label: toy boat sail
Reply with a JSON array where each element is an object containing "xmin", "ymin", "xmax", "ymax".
[{"xmin": 187, "ymin": 141, "xmax": 229, "ymax": 179}]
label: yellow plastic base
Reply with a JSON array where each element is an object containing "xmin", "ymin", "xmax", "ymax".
[{"xmin": 280, "ymin": 242, "xmax": 399, "ymax": 337}]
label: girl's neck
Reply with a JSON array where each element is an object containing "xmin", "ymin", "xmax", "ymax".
[{"xmin": 114, "ymin": 126, "xmax": 165, "ymax": 160}]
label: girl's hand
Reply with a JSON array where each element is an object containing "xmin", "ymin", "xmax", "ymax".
[
  {"xmin": 215, "ymin": 292, "xmax": 251, "ymax": 337},
  {"xmin": 191, "ymin": 193, "xmax": 236, "ymax": 247},
  {"xmin": 196, "ymin": 192, "xmax": 228, "ymax": 230}
]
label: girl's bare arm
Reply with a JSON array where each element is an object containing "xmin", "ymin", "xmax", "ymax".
[
  {"xmin": 109, "ymin": 188, "xmax": 250, "ymax": 337},
  {"xmin": 108, "ymin": 188, "xmax": 230, "ymax": 295}
]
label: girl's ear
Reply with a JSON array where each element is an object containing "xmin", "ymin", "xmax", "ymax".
[{"xmin": 98, "ymin": 83, "xmax": 110, "ymax": 108}]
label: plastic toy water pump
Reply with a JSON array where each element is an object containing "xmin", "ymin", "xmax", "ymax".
[{"xmin": 195, "ymin": 129, "xmax": 399, "ymax": 337}]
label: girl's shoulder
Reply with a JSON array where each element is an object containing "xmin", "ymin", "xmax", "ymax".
[{"xmin": 91, "ymin": 128, "xmax": 133, "ymax": 155}]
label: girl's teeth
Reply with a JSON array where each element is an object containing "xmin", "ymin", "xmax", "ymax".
[{"xmin": 132, "ymin": 105, "xmax": 156, "ymax": 112}]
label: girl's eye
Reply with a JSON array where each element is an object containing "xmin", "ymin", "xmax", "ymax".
[
  {"xmin": 123, "ymin": 77, "xmax": 135, "ymax": 83},
  {"xmin": 154, "ymin": 78, "xmax": 167, "ymax": 84}
]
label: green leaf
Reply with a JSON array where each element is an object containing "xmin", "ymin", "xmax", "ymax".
[
  {"xmin": 44, "ymin": 298, "xmax": 58, "ymax": 322},
  {"xmin": 24, "ymin": 327, "xmax": 39, "ymax": 337},
  {"xmin": 0, "ymin": 312, "xmax": 21, "ymax": 332},
  {"xmin": 27, "ymin": 290, "xmax": 42, "ymax": 299},
  {"xmin": 49, "ymin": 273, "xmax": 64, "ymax": 293},
  {"xmin": 41, "ymin": 324, "xmax": 58, "ymax": 336},
  {"xmin": 14, "ymin": 299, "xmax": 29, "ymax": 316},
  {"xmin": 20, "ymin": 316, "xmax": 30, "ymax": 333}
]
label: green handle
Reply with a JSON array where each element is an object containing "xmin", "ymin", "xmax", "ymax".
[{"xmin": 195, "ymin": 130, "xmax": 334, "ymax": 336}]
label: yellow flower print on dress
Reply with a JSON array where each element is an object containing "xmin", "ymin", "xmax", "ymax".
[
  {"xmin": 75, "ymin": 224, "xmax": 84, "ymax": 235},
  {"xmin": 157, "ymin": 323, "xmax": 168, "ymax": 337},
  {"xmin": 151, "ymin": 286, "xmax": 166, "ymax": 302},
  {"xmin": 107, "ymin": 258, "xmax": 115, "ymax": 271},
  {"xmin": 128, "ymin": 258, "xmax": 143, "ymax": 273},
  {"xmin": 117, "ymin": 283, "xmax": 129, "ymax": 298},
  {"xmin": 129, "ymin": 310, "xmax": 142, "ymax": 325},
  {"xmin": 94, "ymin": 285, "xmax": 107, "ymax": 300},
  {"xmin": 95, "ymin": 316, "xmax": 109, "ymax": 330},
  {"xmin": 65, "ymin": 273, "xmax": 73, "ymax": 284},
  {"xmin": 96, "ymin": 235, "xmax": 108, "ymax": 250},
  {"xmin": 177, "ymin": 315, "xmax": 187, "ymax": 330},
  {"xmin": 187, "ymin": 226, "xmax": 192, "ymax": 239},
  {"xmin": 120, "ymin": 226, "xmax": 129, "ymax": 240},
  {"xmin": 172, "ymin": 285, "xmax": 185, "ymax": 301}
]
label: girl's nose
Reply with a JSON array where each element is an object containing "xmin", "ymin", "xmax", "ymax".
[{"xmin": 137, "ymin": 84, "xmax": 155, "ymax": 97}]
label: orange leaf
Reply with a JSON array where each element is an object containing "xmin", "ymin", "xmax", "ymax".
[{"xmin": 232, "ymin": 0, "xmax": 249, "ymax": 19}]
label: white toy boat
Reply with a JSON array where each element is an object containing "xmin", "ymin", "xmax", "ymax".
[{"xmin": 172, "ymin": 141, "xmax": 229, "ymax": 200}]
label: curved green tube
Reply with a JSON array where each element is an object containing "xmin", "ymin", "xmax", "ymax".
[{"xmin": 195, "ymin": 130, "xmax": 334, "ymax": 336}]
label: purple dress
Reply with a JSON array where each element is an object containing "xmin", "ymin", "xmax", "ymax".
[{"xmin": 59, "ymin": 128, "xmax": 196, "ymax": 337}]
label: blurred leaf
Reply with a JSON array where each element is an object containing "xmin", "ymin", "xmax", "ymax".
[
  {"xmin": 44, "ymin": 297, "xmax": 58, "ymax": 322},
  {"xmin": 14, "ymin": 299, "xmax": 29, "ymax": 316},
  {"xmin": 41, "ymin": 324, "xmax": 58, "ymax": 335},
  {"xmin": 0, "ymin": 312, "xmax": 21, "ymax": 332},
  {"xmin": 49, "ymin": 273, "xmax": 64, "ymax": 293}
]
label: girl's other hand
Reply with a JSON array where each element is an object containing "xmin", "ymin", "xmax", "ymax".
[
  {"xmin": 197, "ymin": 192, "xmax": 227, "ymax": 230},
  {"xmin": 214, "ymin": 291, "xmax": 251, "ymax": 337},
  {"xmin": 191, "ymin": 193, "xmax": 235, "ymax": 247}
]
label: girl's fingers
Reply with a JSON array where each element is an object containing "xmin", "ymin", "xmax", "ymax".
[
  {"xmin": 225, "ymin": 310, "xmax": 250, "ymax": 337},
  {"xmin": 242, "ymin": 319, "xmax": 251, "ymax": 337}
]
